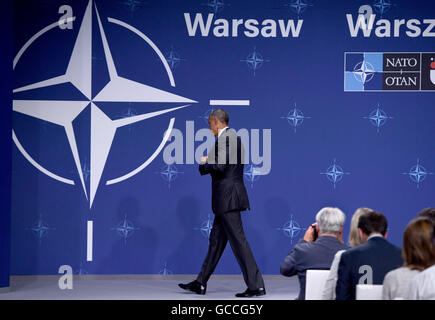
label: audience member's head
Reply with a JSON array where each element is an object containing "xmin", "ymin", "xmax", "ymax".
[
  {"xmin": 357, "ymin": 210, "xmax": 388, "ymax": 243},
  {"xmin": 402, "ymin": 217, "xmax": 435, "ymax": 271},
  {"xmin": 348, "ymin": 207, "xmax": 372, "ymax": 247},
  {"xmin": 418, "ymin": 208, "xmax": 435, "ymax": 227},
  {"xmin": 315, "ymin": 207, "xmax": 346, "ymax": 236}
]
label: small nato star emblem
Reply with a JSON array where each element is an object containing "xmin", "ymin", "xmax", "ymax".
[
  {"xmin": 165, "ymin": 46, "xmax": 185, "ymax": 70},
  {"xmin": 285, "ymin": 0, "xmax": 313, "ymax": 17},
  {"xmin": 321, "ymin": 159, "xmax": 350, "ymax": 188},
  {"xmin": 199, "ymin": 108, "xmax": 215, "ymax": 125},
  {"xmin": 281, "ymin": 103, "xmax": 311, "ymax": 132},
  {"xmin": 121, "ymin": 0, "xmax": 147, "ymax": 12},
  {"xmin": 277, "ymin": 214, "xmax": 305, "ymax": 244},
  {"xmin": 156, "ymin": 164, "xmax": 183, "ymax": 189},
  {"xmin": 403, "ymin": 159, "xmax": 433, "ymax": 188},
  {"xmin": 372, "ymin": 0, "xmax": 394, "ymax": 16},
  {"xmin": 244, "ymin": 164, "xmax": 261, "ymax": 188},
  {"xmin": 241, "ymin": 47, "xmax": 270, "ymax": 76},
  {"xmin": 28, "ymin": 214, "xmax": 55, "ymax": 244},
  {"xmin": 195, "ymin": 214, "xmax": 214, "ymax": 239},
  {"xmin": 203, "ymin": 0, "xmax": 230, "ymax": 14},
  {"xmin": 159, "ymin": 262, "xmax": 174, "ymax": 275},
  {"xmin": 111, "ymin": 214, "xmax": 140, "ymax": 244},
  {"xmin": 364, "ymin": 103, "xmax": 393, "ymax": 133}
]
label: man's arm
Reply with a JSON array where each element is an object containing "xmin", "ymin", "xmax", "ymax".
[
  {"xmin": 199, "ymin": 136, "xmax": 230, "ymax": 175},
  {"xmin": 280, "ymin": 240, "xmax": 305, "ymax": 277}
]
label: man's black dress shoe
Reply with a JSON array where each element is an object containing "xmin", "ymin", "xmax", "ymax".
[
  {"xmin": 178, "ymin": 280, "xmax": 206, "ymax": 295},
  {"xmin": 235, "ymin": 288, "xmax": 266, "ymax": 297}
]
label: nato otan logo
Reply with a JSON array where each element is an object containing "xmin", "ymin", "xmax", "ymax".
[{"xmin": 344, "ymin": 52, "xmax": 435, "ymax": 91}]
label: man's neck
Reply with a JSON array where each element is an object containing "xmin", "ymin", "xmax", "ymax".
[
  {"xmin": 318, "ymin": 233, "xmax": 339, "ymax": 239},
  {"xmin": 367, "ymin": 233, "xmax": 383, "ymax": 240}
]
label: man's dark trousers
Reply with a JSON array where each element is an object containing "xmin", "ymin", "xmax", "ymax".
[{"xmin": 196, "ymin": 210, "xmax": 264, "ymax": 291}]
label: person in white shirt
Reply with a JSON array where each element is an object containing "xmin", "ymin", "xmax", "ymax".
[
  {"xmin": 406, "ymin": 265, "xmax": 435, "ymax": 300},
  {"xmin": 321, "ymin": 207, "xmax": 372, "ymax": 300},
  {"xmin": 383, "ymin": 217, "xmax": 435, "ymax": 300},
  {"xmin": 404, "ymin": 218, "xmax": 435, "ymax": 300}
]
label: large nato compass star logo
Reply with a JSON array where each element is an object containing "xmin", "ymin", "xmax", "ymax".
[
  {"xmin": 156, "ymin": 164, "xmax": 184, "ymax": 189},
  {"xmin": 12, "ymin": 0, "xmax": 198, "ymax": 209},
  {"xmin": 321, "ymin": 159, "xmax": 350, "ymax": 188},
  {"xmin": 353, "ymin": 61, "xmax": 375, "ymax": 84},
  {"xmin": 281, "ymin": 102, "xmax": 311, "ymax": 133},
  {"xmin": 194, "ymin": 214, "xmax": 214, "ymax": 239},
  {"xmin": 111, "ymin": 213, "xmax": 140, "ymax": 244},
  {"xmin": 241, "ymin": 47, "xmax": 270, "ymax": 76},
  {"xmin": 27, "ymin": 214, "xmax": 56, "ymax": 244},
  {"xmin": 277, "ymin": 214, "xmax": 306, "ymax": 244},
  {"xmin": 364, "ymin": 103, "xmax": 393, "ymax": 133},
  {"xmin": 402, "ymin": 159, "xmax": 433, "ymax": 188}
]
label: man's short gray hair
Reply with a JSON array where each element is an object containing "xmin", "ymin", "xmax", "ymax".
[
  {"xmin": 209, "ymin": 108, "xmax": 229, "ymax": 124},
  {"xmin": 315, "ymin": 207, "xmax": 346, "ymax": 234}
]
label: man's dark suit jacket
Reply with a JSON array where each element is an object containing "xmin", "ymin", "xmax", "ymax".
[
  {"xmin": 280, "ymin": 236, "xmax": 349, "ymax": 300},
  {"xmin": 335, "ymin": 236, "xmax": 403, "ymax": 300},
  {"xmin": 199, "ymin": 128, "xmax": 250, "ymax": 215}
]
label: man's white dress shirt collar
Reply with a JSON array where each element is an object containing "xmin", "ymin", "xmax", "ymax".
[
  {"xmin": 218, "ymin": 126, "xmax": 229, "ymax": 138},
  {"xmin": 367, "ymin": 234, "xmax": 383, "ymax": 240}
]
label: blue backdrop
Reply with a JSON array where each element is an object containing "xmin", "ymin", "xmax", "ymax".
[
  {"xmin": 10, "ymin": 0, "xmax": 435, "ymax": 276},
  {"xmin": 0, "ymin": 0, "xmax": 12, "ymax": 288}
]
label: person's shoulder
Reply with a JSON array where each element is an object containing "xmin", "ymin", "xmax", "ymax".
[
  {"xmin": 384, "ymin": 267, "xmax": 408, "ymax": 281},
  {"xmin": 383, "ymin": 238, "xmax": 401, "ymax": 250},
  {"xmin": 380, "ymin": 239, "xmax": 402, "ymax": 258},
  {"xmin": 224, "ymin": 128, "xmax": 236, "ymax": 136},
  {"xmin": 293, "ymin": 239, "xmax": 317, "ymax": 253},
  {"xmin": 221, "ymin": 128, "xmax": 239, "ymax": 142},
  {"xmin": 341, "ymin": 242, "xmax": 368, "ymax": 257},
  {"xmin": 416, "ymin": 265, "xmax": 435, "ymax": 281}
]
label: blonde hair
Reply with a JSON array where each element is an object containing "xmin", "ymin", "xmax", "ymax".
[{"xmin": 348, "ymin": 207, "xmax": 372, "ymax": 247}]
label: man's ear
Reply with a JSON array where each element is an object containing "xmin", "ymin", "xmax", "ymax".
[
  {"xmin": 316, "ymin": 224, "xmax": 320, "ymax": 233},
  {"xmin": 358, "ymin": 228, "xmax": 364, "ymax": 241},
  {"xmin": 383, "ymin": 231, "xmax": 388, "ymax": 239}
]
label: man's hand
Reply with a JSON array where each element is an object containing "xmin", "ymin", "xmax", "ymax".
[
  {"xmin": 303, "ymin": 224, "xmax": 316, "ymax": 242},
  {"xmin": 200, "ymin": 156, "xmax": 208, "ymax": 164}
]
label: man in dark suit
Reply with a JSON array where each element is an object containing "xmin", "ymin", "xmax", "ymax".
[
  {"xmin": 178, "ymin": 109, "xmax": 265, "ymax": 298},
  {"xmin": 335, "ymin": 210, "xmax": 403, "ymax": 300},
  {"xmin": 280, "ymin": 207, "xmax": 349, "ymax": 299}
]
